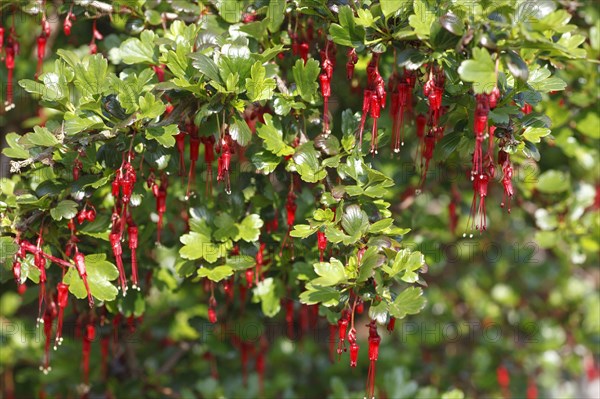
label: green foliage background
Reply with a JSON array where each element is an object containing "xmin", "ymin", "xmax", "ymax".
[{"xmin": 0, "ymin": 1, "xmax": 598, "ymax": 398}]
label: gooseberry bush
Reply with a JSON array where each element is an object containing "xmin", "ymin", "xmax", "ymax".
[{"xmin": 1, "ymin": 1, "xmax": 598, "ymax": 398}]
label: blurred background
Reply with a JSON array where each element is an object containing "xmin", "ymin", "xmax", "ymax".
[{"xmin": 1, "ymin": 1, "xmax": 599, "ymax": 398}]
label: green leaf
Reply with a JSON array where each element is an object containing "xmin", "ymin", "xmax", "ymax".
[
  {"xmin": 229, "ymin": 116, "xmax": 253, "ymax": 146},
  {"xmin": 117, "ymin": 290, "xmax": 146, "ymax": 317},
  {"xmin": 256, "ymin": 114, "xmax": 295, "ymax": 156},
  {"xmin": 435, "ymin": 129, "xmax": 463, "ymax": 161},
  {"xmin": 292, "ymin": 59, "xmax": 320, "ymax": 103},
  {"xmin": 388, "ymin": 287, "xmax": 426, "ymax": 319},
  {"xmin": 314, "ymin": 208, "xmax": 334, "ymax": 222},
  {"xmin": 2, "ymin": 133, "xmax": 29, "ymax": 159},
  {"xmin": 120, "ymin": 31, "xmax": 156, "ymax": 64},
  {"xmin": 409, "ymin": 0, "xmax": 436, "ymax": 39},
  {"xmin": 267, "ymin": 0, "xmax": 286, "ymax": 32},
  {"xmin": 341, "ymin": 205, "xmax": 370, "ymax": 243},
  {"xmin": 180, "ymin": 232, "xmax": 226, "ymax": 263},
  {"xmin": 190, "ymin": 52, "xmax": 222, "ymax": 83},
  {"xmin": 0, "ymin": 237, "xmax": 19, "ymax": 266},
  {"xmin": 369, "ymin": 218, "xmax": 393, "ymax": 233},
  {"xmin": 217, "ymin": 0, "xmax": 243, "ymax": 23},
  {"xmin": 357, "ymin": 247, "xmax": 384, "ymax": 283},
  {"xmin": 138, "ymin": 92, "xmax": 166, "ymax": 119},
  {"xmin": 19, "ymin": 73, "xmax": 64, "ymax": 102},
  {"xmin": 293, "ymin": 142, "xmax": 326, "ymax": 183},
  {"xmin": 49, "ymin": 200, "xmax": 78, "ymax": 221},
  {"xmin": 64, "ymin": 112, "xmax": 105, "ymax": 135},
  {"xmin": 198, "ymin": 265, "xmax": 234, "ymax": 282},
  {"xmin": 368, "ymin": 301, "xmax": 389, "ymax": 325},
  {"xmin": 226, "ymin": 255, "xmax": 256, "ymax": 271},
  {"xmin": 63, "ymin": 254, "xmax": 119, "ymax": 302},
  {"xmin": 397, "ymin": 48, "xmax": 428, "ymax": 70},
  {"xmin": 146, "ymin": 124, "xmax": 180, "ymax": 147},
  {"xmin": 458, "ymin": 48, "xmax": 496, "ymax": 94},
  {"xmin": 381, "ymin": 0, "xmax": 404, "ymax": 18},
  {"xmin": 246, "ymin": 61, "xmax": 277, "ymax": 102},
  {"xmin": 329, "ymin": 5, "xmax": 365, "ymax": 48},
  {"xmin": 522, "ymin": 127, "xmax": 551, "ymax": 143},
  {"xmin": 252, "ymin": 151, "xmax": 281, "ymax": 173},
  {"xmin": 536, "ymin": 170, "xmax": 570, "ymax": 194},
  {"xmin": 214, "ymin": 213, "xmax": 239, "ymax": 242},
  {"xmin": 528, "ymin": 67, "xmax": 567, "ymax": 93},
  {"xmin": 74, "ymin": 54, "xmax": 109, "ymax": 96},
  {"xmin": 20, "ymin": 255, "xmax": 40, "ymax": 284},
  {"xmin": 312, "ymin": 258, "xmax": 347, "ymax": 287},
  {"xmin": 383, "ymin": 249, "xmax": 425, "ymax": 283},
  {"xmin": 299, "ymin": 284, "xmax": 339, "ymax": 307},
  {"xmin": 290, "ymin": 224, "xmax": 318, "ymax": 238},
  {"xmin": 439, "ymin": 12, "xmax": 464, "ymax": 35},
  {"xmin": 235, "ymin": 214, "xmax": 264, "ymax": 242},
  {"xmin": 26, "ymin": 126, "xmax": 59, "ymax": 147},
  {"xmin": 252, "ymin": 277, "xmax": 281, "ymax": 317}
]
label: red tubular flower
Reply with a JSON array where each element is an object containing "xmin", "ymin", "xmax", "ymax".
[
  {"xmin": 54, "ymin": 282, "xmax": 69, "ymax": 349},
  {"xmin": 256, "ymin": 350, "xmax": 266, "ymax": 394},
  {"xmin": 472, "ymin": 94, "xmax": 490, "ymax": 182},
  {"xmin": 120, "ymin": 163, "xmax": 136, "ymax": 204},
  {"xmin": 109, "ymin": 232, "xmax": 128, "ymax": 294},
  {"xmin": 245, "ymin": 269, "xmax": 254, "ymax": 288},
  {"xmin": 36, "ymin": 34, "xmax": 47, "ymax": 79},
  {"xmin": 527, "ymin": 378, "xmax": 538, "ymax": 399},
  {"xmin": 201, "ymin": 136, "xmax": 216, "ymax": 196},
  {"xmin": 63, "ymin": 11, "xmax": 75, "ymax": 36},
  {"xmin": 356, "ymin": 300, "xmax": 364, "ymax": 314},
  {"xmin": 387, "ymin": 316, "xmax": 396, "ymax": 333},
  {"xmin": 419, "ymin": 132, "xmax": 436, "ymax": 189},
  {"xmin": 175, "ymin": 132, "xmax": 187, "ymax": 176},
  {"xmin": 317, "ymin": 230, "xmax": 327, "ymax": 262},
  {"xmin": 285, "ymin": 299, "xmax": 294, "ymax": 338},
  {"xmin": 255, "ymin": 242, "xmax": 266, "ymax": 284},
  {"xmin": 299, "ymin": 42, "xmax": 309, "ymax": 63},
  {"xmin": 329, "ymin": 324, "xmax": 337, "ymax": 362},
  {"xmin": 41, "ymin": 300, "xmax": 56, "ymax": 374},
  {"xmin": 74, "ymin": 251, "xmax": 94, "ymax": 307},
  {"xmin": 497, "ymin": 365, "xmax": 510, "ymax": 389},
  {"xmin": 499, "ymin": 150, "xmax": 515, "ymax": 212},
  {"xmin": 319, "ymin": 73, "xmax": 331, "ymax": 133},
  {"xmin": 348, "ymin": 327, "xmax": 359, "ymax": 367},
  {"xmin": 370, "ymin": 93, "xmax": 381, "ymax": 154},
  {"xmin": 4, "ymin": 35, "xmax": 17, "ymax": 111},
  {"xmin": 0, "ymin": 26, "xmax": 4, "ymax": 55},
  {"xmin": 155, "ymin": 175, "xmax": 168, "ymax": 243},
  {"xmin": 89, "ymin": 20, "xmax": 103, "ymax": 55},
  {"xmin": 187, "ymin": 128, "xmax": 200, "ymax": 198},
  {"xmin": 152, "ymin": 64, "xmax": 166, "ymax": 82},
  {"xmin": 466, "ymin": 172, "xmax": 490, "ymax": 235},
  {"xmin": 358, "ymin": 89, "xmax": 373, "ymax": 146},
  {"xmin": 280, "ymin": 191, "xmax": 297, "ymax": 257},
  {"xmin": 208, "ymin": 306, "xmax": 217, "ymax": 324},
  {"xmin": 34, "ymin": 236, "xmax": 47, "ymax": 325},
  {"xmin": 366, "ymin": 320, "xmax": 381, "ymax": 399},
  {"xmin": 12, "ymin": 259, "xmax": 21, "ymax": 285},
  {"xmin": 82, "ymin": 323, "xmax": 96, "ymax": 385},
  {"xmin": 346, "ymin": 48, "xmax": 358, "ymax": 80},
  {"xmin": 337, "ymin": 310, "xmax": 349, "ymax": 355},
  {"xmin": 128, "ymin": 223, "xmax": 139, "ymax": 290},
  {"xmin": 522, "ymin": 103, "xmax": 532, "ymax": 114},
  {"xmin": 216, "ymin": 137, "xmax": 233, "ymax": 194},
  {"xmin": 489, "ymin": 86, "xmax": 500, "ymax": 109}
]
